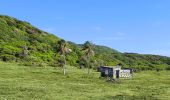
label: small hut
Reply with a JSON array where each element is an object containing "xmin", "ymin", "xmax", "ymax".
[
  {"xmin": 98, "ymin": 66, "xmax": 133, "ymax": 79},
  {"xmin": 98, "ymin": 65, "xmax": 121, "ymax": 79}
]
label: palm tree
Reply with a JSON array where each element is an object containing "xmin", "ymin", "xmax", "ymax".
[
  {"xmin": 58, "ymin": 39, "xmax": 70, "ymax": 75},
  {"xmin": 82, "ymin": 41, "xmax": 95, "ymax": 74}
]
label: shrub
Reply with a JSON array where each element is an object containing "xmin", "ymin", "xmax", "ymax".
[
  {"xmin": 49, "ymin": 61, "xmax": 59, "ymax": 67},
  {"xmin": 22, "ymin": 61, "xmax": 33, "ymax": 66},
  {"xmin": 0, "ymin": 54, "xmax": 16, "ymax": 61},
  {"xmin": 1, "ymin": 45, "xmax": 22, "ymax": 55}
]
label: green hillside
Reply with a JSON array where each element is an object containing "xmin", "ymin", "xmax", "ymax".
[{"xmin": 0, "ymin": 15, "xmax": 170, "ymax": 70}]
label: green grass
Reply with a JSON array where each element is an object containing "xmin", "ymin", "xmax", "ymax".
[{"xmin": 0, "ymin": 61, "xmax": 170, "ymax": 100}]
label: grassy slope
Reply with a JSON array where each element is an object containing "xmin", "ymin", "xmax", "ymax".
[{"xmin": 0, "ymin": 61, "xmax": 170, "ymax": 100}]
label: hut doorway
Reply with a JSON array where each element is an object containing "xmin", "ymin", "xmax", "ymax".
[{"xmin": 116, "ymin": 70, "xmax": 120, "ymax": 78}]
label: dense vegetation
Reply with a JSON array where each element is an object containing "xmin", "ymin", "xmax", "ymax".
[
  {"xmin": 0, "ymin": 15, "xmax": 170, "ymax": 70},
  {"xmin": 0, "ymin": 61, "xmax": 170, "ymax": 99}
]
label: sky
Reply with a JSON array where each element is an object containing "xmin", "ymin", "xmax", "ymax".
[{"xmin": 0, "ymin": 0, "xmax": 170, "ymax": 56}]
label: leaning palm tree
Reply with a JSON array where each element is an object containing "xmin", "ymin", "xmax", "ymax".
[
  {"xmin": 82, "ymin": 41, "xmax": 95, "ymax": 74},
  {"xmin": 58, "ymin": 39, "xmax": 71, "ymax": 75}
]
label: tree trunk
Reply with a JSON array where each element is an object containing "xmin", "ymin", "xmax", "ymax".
[
  {"xmin": 64, "ymin": 67, "xmax": 66, "ymax": 75},
  {"xmin": 88, "ymin": 67, "xmax": 90, "ymax": 75},
  {"xmin": 87, "ymin": 58, "xmax": 90, "ymax": 75},
  {"xmin": 63, "ymin": 55, "xmax": 66, "ymax": 75}
]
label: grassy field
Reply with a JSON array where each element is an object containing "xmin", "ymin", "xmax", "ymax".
[{"xmin": 0, "ymin": 61, "xmax": 170, "ymax": 100}]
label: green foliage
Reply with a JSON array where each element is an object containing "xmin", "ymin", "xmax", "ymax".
[
  {"xmin": 0, "ymin": 54, "xmax": 16, "ymax": 61},
  {"xmin": 66, "ymin": 52, "xmax": 79, "ymax": 66},
  {"xmin": 81, "ymin": 41, "xmax": 95, "ymax": 74},
  {"xmin": 0, "ymin": 45, "xmax": 21, "ymax": 55},
  {"xmin": 0, "ymin": 15, "xmax": 170, "ymax": 70},
  {"xmin": 21, "ymin": 55, "xmax": 46, "ymax": 67}
]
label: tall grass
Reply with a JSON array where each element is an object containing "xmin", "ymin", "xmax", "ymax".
[{"xmin": 0, "ymin": 61, "xmax": 169, "ymax": 100}]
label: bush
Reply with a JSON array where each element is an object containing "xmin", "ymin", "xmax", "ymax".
[
  {"xmin": 22, "ymin": 61, "xmax": 46, "ymax": 67},
  {"xmin": 38, "ymin": 62, "xmax": 46, "ymax": 67},
  {"xmin": 166, "ymin": 67, "xmax": 170, "ymax": 70},
  {"xmin": 20, "ymin": 55, "xmax": 46, "ymax": 67},
  {"xmin": 0, "ymin": 54, "xmax": 16, "ymax": 61},
  {"xmin": 22, "ymin": 61, "xmax": 33, "ymax": 66},
  {"xmin": 49, "ymin": 61, "xmax": 59, "ymax": 67},
  {"xmin": 1, "ymin": 45, "xmax": 22, "ymax": 56}
]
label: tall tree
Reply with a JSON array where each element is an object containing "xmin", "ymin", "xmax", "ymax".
[
  {"xmin": 82, "ymin": 41, "xmax": 95, "ymax": 74},
  {"xmin": 58, "ymin": 39, "xmax": 71, "ymax": 75}
]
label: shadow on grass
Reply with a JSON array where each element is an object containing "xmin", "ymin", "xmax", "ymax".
[
  {"xmin": 105, "ymin": 78, "xmax": 122, "ymax": 84},
  {"xmin": 106, "ymin": 94, "xmax": 158, "ymax": 100}
]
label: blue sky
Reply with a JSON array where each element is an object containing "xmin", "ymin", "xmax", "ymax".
[{"xmin": 0, "ymin": 0, "xmax": 170, "ymax": 56}]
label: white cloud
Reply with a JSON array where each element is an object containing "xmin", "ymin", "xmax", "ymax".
[
  {"xmin": 101, "ymin": 36, "xmax": 125, "ymax": 41},
  {"xmin": 92, "ymin": 26, "xmax": 102, "ymax": 32},
  {"xmin": 96, "ymin": 32, "xmax": 126, "ymax": 41},
  {"xmin": 116, "ymin": 32, "xmax": 126, "ymax": 36},
  {"xmin": 54, "ymin": 16, "xmax": 65, "ymax": 20},
  {"xmin": 154, "ymin": 21, "xmax": 163, "ymax": 26},
  {"xmin": 149, "ymin": 50, "xmax": 170, "ymax": 57},
  {"xmin": 167, "ymin": 42, "xmax": 170, "ymax": 46},
  {"xmin": 42, "ymin": 27, "xmax": 56, "ymax": 33}
]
